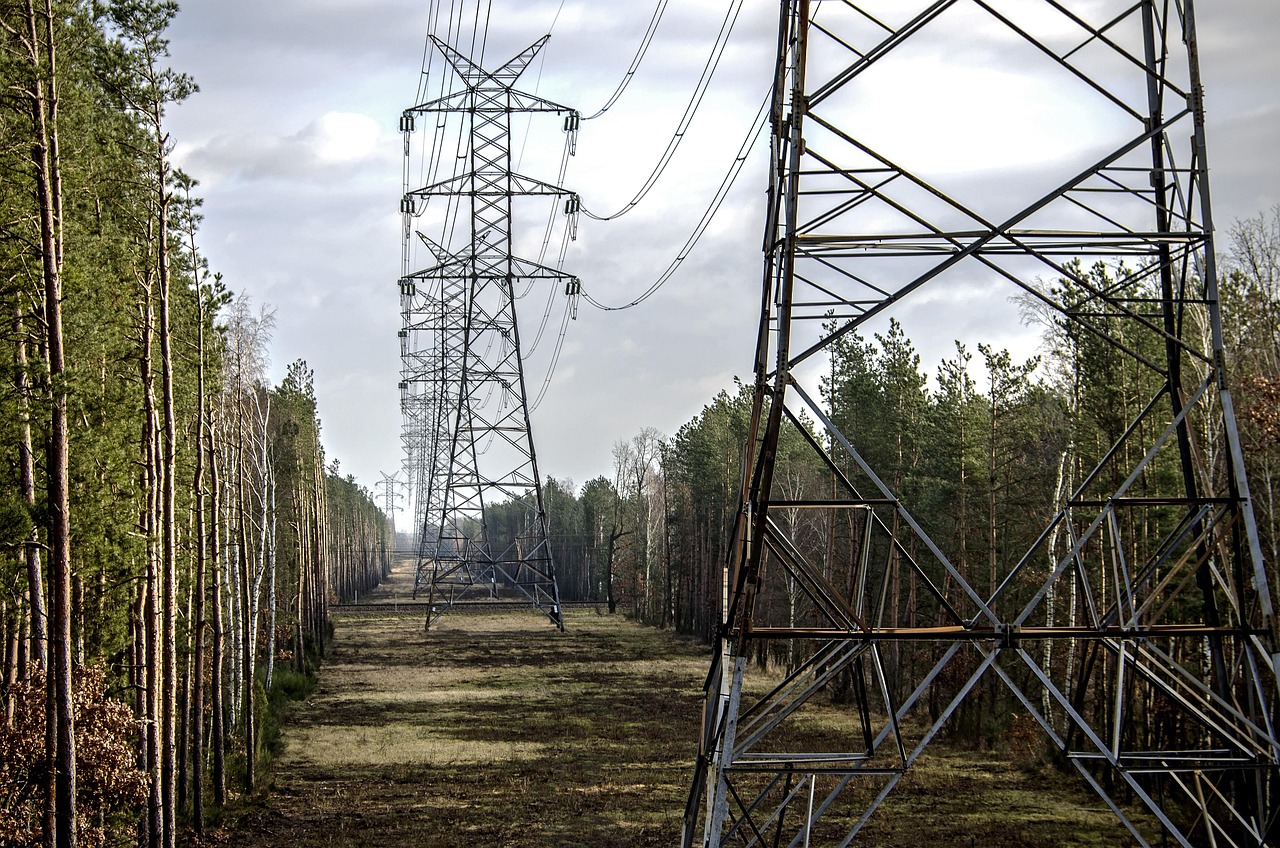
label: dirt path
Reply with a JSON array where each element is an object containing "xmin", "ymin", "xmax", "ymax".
[{"xmin": 208, "ymin": 563, "xmax": 708, "ymax": 847}]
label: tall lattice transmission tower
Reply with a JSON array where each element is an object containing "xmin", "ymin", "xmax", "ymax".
[
  {"xmin": 398, "ymin": 36, "xmax": 579, "ymax": 630},
  {"xmin": 685, "ymin": 1, "xmax": 1279, "ymax": 846}
]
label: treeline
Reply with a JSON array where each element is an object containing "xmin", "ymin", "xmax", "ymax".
[
  {"xmin": 0, "ymin": 3, "xmax": 387, "ymax": 847},
  {"xmin": 507, "ymin": 210, "xmax": 1279, "ymax": 728}
]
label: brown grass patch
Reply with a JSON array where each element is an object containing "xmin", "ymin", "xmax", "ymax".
[{"xmin": 208, "ymin": 588, "xmax": 1144, "ymax": 848}]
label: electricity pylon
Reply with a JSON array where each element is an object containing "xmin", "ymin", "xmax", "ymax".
[
  {"xmin": 685, "ymin": 2, "xmax": 1279, "ymax": 846},
  {"xmin": 399, "ymin": 36, "xmax": 578, "ymax": 630},
  {"xmin": 378, "ymin": 471, "xmax": 400, "ymax": 540},
  {"xmin": 399, "ymin": 236, "xmax": 455, "ymax": 594}
]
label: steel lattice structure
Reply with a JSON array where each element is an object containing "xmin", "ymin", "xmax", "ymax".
[
  {"xmin": 685, "ymin": 1, "xmax": 1279, "ymax": 846},
  {"xmin": 398, "ymin": 37, "xmax": 577, "ymax": 630}
]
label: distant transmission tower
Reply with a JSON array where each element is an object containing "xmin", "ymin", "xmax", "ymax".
[
  {"xmin": 399, "ymin": 36, "xmax": 579, "ymax": 630},
  {"xmin": 378, "ymin": 471, "xmax": 400, "ymax": 539},
  {"xmin": 685, "ymin": 2, "xmax": 1279, "ymax": 846}
]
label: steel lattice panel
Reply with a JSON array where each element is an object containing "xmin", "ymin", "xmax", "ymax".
[{"xmin": 685, "ymin": 2, "xmax": 1279, "ymax": 846}]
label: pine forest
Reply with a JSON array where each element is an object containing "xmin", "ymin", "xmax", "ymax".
[{"xmin": 1, "ymin": 3, "xmax": 387, "ymax": 845}]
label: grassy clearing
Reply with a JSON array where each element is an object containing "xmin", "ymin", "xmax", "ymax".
[
  {"xmin": 207, "ymin": 609, "xmax": 706, "ymax": 847},
  {"xmin": 207, "ymin": 601, "xmax": 1143, "ymax": 847}
]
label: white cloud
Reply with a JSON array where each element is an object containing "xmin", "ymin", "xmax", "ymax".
[
  {"xmin": 173, "ymin": 112, "xmax": 393, "ymax": 189},
  {"xmin": 303, "ymin": 112, "xmax": 382, "ymax": 164}
]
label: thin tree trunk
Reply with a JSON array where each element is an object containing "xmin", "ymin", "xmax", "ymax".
[
  {"xmin": 177, "ymin": 577, "xmax": 192, "ymax": 811},
  {"xmin": 191, "ymin": 279, "xmax": 209, "ymax": 832},
  {"xmin": 313, "ymin": 449, "xmax": 327, "ymax": 656},
  {"xmin": 294, "ymin": 487, "xmax": 306, "ymax": 675},
  {"xmin": 132, "ymin": 200, "xmax": 164, "ymax": 848},
  {"xmin": 156, "ymin": 142, "xmax": 178, "ymax": 848},
  {"xmin": 225, "ymin": 457, "xmax": 240, "ymax": 725},
  {"xmin": 251, "ymin": 395, "xmax": 272, "ymax": 693},
  {"xmin": 3, "ymin": 602, "xmax": 16, "ymax": 723},
  {"xmin": 237, "ymin": 389, "xmax": 256, "ymax": 793},
  {"xmin": 15, "ymin": 601, "xmax": 29, "ymax": 684},
  {"xmin": 209, "ymin": 413, "xmax": 226, "ymax": 807},
  {"xmin": 15, "ymin": 307, "xmax": 48, "ymax": 670},
  {"xmin": 142, "ymin": 298, "xmax": 161, "ymax": 848},
  {"xmin": 70, "ymin": 576, "xmax": 82, "ymax": 668},
  {"xmin": 131, "ymin": 582, "xmax": 146, "ymax": 842},
  {"xmin": 266, "ymin": 468, "xmax": 278, "ymax": 691},
  {"xmin": 25, "ymin": 0, "xmax": 74, "ymax": 841}
]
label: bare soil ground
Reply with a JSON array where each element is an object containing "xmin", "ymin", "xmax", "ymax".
[{"xmin": 207, "ymin": 563, "xmax": 1140, "ymax": 847}]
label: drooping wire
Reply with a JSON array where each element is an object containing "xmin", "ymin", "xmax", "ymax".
[
  {"xmin": 515, "ymin": 0, "xmax": 569, "ymax": 180},
  {"xmin": 405, "ymin": 0, "xmax": 451, "ymax": 272},
  {"xmin": 581, "ymin": 87, "xmax": 769, "ymax": 312},
  {"xmin": 523, "ymin": 276, "xmax": 558, "ymax": 350},
  {"xmin": 580, "ymin": 0, "xmax": 745, "ymax": 222},
  {"xmin": 410, "ymin": 0, "xmax": 470, "ymax": 258},
  {"xmin": 582, "ymin": 0, "xmax": 669, "ymax": 121},
  {"xmin": 530, "ymin": 296, "xmax": 575, "ymax": 411},
  {"xmin": 534, "ymin": 130, "xmax": 578, "ymax": 270}
]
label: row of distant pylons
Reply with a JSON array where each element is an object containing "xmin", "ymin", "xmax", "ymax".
[
  {"xmin": 397, "ymin": 36, "xmax": 575, "ymax": 630},
  {"xmin": 399, "ymin": 3, "xmax": 1280, "ymax": 847}
]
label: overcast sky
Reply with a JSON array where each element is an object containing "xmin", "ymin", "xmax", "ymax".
[{"xmin": 165, "ymin": 0, "xmax": 1279, "ymax": 520}]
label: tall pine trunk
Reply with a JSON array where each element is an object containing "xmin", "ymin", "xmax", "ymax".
[
  {"xmin": 24, "ymin": 0, "xmax": 75, "ymax": 842},
  {"xmin": 155, "ymin": 124, "xmax": 178, "ymax": 848},
  {"xmin": 235, "ymin": 383, "xmax": 256, "ymax": 792},
  {"xmin": 266, "ymin": 468, "xmax": 277, "ymax": 691},
  {"xmin": 14, "ymin": 307, "xmax": 48, "ymax": 670},
  {"xmin": 140, "ymin": 281, "xmax": 161, "ymax": 848}
]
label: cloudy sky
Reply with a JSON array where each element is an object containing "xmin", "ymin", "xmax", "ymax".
[{"xmin": 165, "ymin": 0, "xmax": 1279, "ymax": 520}]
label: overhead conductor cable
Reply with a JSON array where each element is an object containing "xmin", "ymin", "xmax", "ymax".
[
  {"xmin": 581, "ymin": 0, "xmax": 745, "ymax": 221},
  {"xmin": 582, "ymin": 89, "xmax": 770, "ymax": 312}
]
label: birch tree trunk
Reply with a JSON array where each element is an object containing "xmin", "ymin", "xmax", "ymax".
[
  {"xmin": 209, "ymin": 411, "xmax": 226, "ymax": 807},
  {"xmin": 190, "ymin": 262, "xmax": 210, "ymax": 833}
]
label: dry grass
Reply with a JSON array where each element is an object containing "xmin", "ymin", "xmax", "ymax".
[
  {"xmin": 207, "ymin": 608, "xmax": 708, "ymax": 847},
  {"xmin": 206, "ymin": 568, "xmax": 1145, "ymax": 847}
]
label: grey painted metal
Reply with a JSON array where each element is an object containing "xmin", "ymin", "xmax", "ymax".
[
  {"xmin": 398, "ymin": 37, "xmax": 577, "ymax": 631},
  {"xmin": 685, "ymin": 1, "xmax": 1279, "ymax": 845}
]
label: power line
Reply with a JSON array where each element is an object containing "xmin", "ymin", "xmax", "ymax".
[
  {"xmin": 549, "ymin": 0, "xmax": 568, "ymax": 32},
  {"xmin": 580, "ymin": 0, "xmax": 745, "ymax": 222},
  {"xmin": 530, "ymin": 296, "xmax": 574, "ymax": 411},
  {"xmin": 582, "ymin": 0, "xmax": 669, "ymax": 121},
  {"xmin": 581, "ymin": 87, "xmax": 769, "ymax": 312}
]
